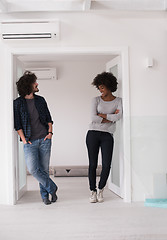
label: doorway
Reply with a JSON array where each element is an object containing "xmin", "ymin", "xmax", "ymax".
[{"xmin": 9, "ymin": 47, "xmax": 131, "ymax": 204}]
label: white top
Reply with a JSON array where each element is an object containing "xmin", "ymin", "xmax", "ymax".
[{"xmin": 89, "ymin": 96, "xmax": 123, "ymax": 134}]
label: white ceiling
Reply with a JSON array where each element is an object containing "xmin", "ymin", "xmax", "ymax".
[
  {"xmin": 18, "ymin": 54, "xmax": 117, "ymax": 64},
  {"xmin": 0, "ymin": 0, "xmax": 166, "ymax": 13}
]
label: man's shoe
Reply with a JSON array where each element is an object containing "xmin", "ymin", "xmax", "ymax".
[
  {"xmin": 43, "ymin": 198, "xmax": 51, "ymax": 205},
  {"xmin": 97, "ymin": 188, "xmax": 104, "ymax": 203},
  {"xmin": 51, "ymin": 187, "xmax": 58, "ymax": 203},
  {"xmin": 89, "ymin": 191, "xmax": 97, "ymax": 203}
]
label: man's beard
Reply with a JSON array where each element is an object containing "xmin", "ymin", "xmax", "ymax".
[{"xmin": 34, "ymin": 87, "xmax": 39, "ymax": 93}]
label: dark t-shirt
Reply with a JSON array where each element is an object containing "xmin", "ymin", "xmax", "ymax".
[{"xmin": 26, "ymin": 99, "xmax": 47, "ymax": 140}]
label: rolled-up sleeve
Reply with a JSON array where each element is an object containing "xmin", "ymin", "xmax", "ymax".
[
  {"xmin": 91, "ymin": 97, "xmax": 102, "ymax": 123},
  {"xmin": 106, "ymin": 98, "xmax": 123, "ymax": 122},
  {"xmin": 13, "ymin": 100, "xmax": 22, "ymax": 131}
]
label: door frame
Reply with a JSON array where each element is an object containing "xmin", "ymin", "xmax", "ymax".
[
  {"xmin": 106, "ymin": 55, "xmax": 124, "ymax": 198},
  {"xmin": 5, "ymin": 46, "xmax": 131, "ymax": 204},
  {"xmin": 13, "ymin": 56, "xmax": 27, "ymax": 201}
]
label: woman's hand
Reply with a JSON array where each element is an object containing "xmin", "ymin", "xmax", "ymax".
[
  {"xmin": 98, "ymin": 113, "xmax": 107, "ymax": 119},
  {"xmin": 102, "ymin": 119, "xmax": 110, "ymax": 123},
  {"xmin": 98, "ymin": 110, "xmax": 119, "ymax": 123},
  {"xmin": 44, "ymin": 133, "xmax": 52, "ymax": 141}
]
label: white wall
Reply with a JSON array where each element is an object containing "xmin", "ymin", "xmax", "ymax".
[
  {"xmin": 25, "ymin": 60, "xmax": 109, "ymax": 166},
  {"xmin": 0, "ymin": 45, "xmax": 8, "ymax": 204},
  {"xmin": 0, "ymin": 11, "xmax": 167, "ymax": 203}
]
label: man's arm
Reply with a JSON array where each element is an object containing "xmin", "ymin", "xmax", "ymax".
[
  {"xmin": 41, "ymin": 97, "xmax": 53, "ymax": 140},
  {"xmin": 17, "ymin": 129, "xmax": 28, "ymax": 144},
  {"xmin": 48, "ymin": 122, "xmax": 53, "ymax": 134},
  {"xmin": 42, "ymin": 97, "xmax": 53, "ymax": 124},
  {"xmin": 44, "ymin": 123, "xmax": 53, "ymax": 141},
  {"xmin": 14, "ymin": 100, "xmax": 30, "ymax": 144}
]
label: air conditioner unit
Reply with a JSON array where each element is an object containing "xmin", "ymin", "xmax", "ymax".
[
  {"xmin": 27, "ymin": 68, "xmax": 57, "ymax": 80},
  {"xmin": 1, "ymin": 19, "xmax": 59, "ymax": 40}
]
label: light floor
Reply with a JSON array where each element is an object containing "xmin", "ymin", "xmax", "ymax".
[{"xmin": 0, "ymin": 176, "xmax": 167, "ymax": 240}]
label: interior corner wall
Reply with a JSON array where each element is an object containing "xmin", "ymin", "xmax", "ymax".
[
  {"xmin": 0, "ymin": 11, "xmax": 167, "ymax": 203},
  {"xmin": 0, "ymin": 43, "xmax": 11, "ymax": 204},
  {"xmin": 0, "ymin": 45, "xmax": 6, "ymax": 204}
]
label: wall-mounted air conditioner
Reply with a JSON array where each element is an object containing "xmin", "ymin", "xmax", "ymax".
[
  {"xmin": 27, "ymin": 68, "xmax": 57, "ymax": 80},
  {"xmin": 1, "ymin": 19, "xmax": 59, "ymax": 40}
]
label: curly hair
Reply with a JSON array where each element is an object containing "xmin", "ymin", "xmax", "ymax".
[
  {"xmin": 16, "ymin": 71, "xmax": 37, "ymax": 97},
  {"xmin": 92, "ymin": 72, "xmax": 118, "ymax": 92}
]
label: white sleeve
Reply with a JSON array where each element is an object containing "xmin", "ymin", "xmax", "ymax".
[
  {"xmin": 91, "ymin": 97, "xmax": 102, "ymax": 123},
  {"xmin": 106, "ymin": 98, "xmax": 123, "ymax": 122}
]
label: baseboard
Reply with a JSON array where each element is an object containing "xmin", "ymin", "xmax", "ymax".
[{"xmin": 27, "ymin": 165, "xmax": 102, "ymax": 177}]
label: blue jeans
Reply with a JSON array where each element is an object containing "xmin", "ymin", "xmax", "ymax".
[{"xmin": 24, "ymin": 138, "xmax": 57, "ymax": 199}]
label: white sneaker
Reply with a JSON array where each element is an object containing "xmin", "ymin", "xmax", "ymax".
[
  {"xmin": 97, "ymin": 188, "xmax": 104, "ymax": 203},
  {"xmin": 89, "ymin": 191, "xmax": 97, "ymax": 203}
]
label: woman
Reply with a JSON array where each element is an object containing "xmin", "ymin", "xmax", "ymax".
[{"xmin": 86, "ymin": 72, "xmax": 122, "ymax": 203}]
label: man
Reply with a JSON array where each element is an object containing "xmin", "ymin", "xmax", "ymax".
[{"xmin": 14, "ymin": 71, "xmax": 58, "ymax": 205}]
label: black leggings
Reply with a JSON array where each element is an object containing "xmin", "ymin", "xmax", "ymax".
[{"xmin": 86, "ymin": 130, "xmax": 114, "ymax": 191}]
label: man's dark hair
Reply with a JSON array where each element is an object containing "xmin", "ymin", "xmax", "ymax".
[
  {"xmin": 16, "ymin": 71, "xmax": 37, "ymax": 97},
  {"xmin": 92, "ymin": 72, "xmax": 118, "ymax": 92}
]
